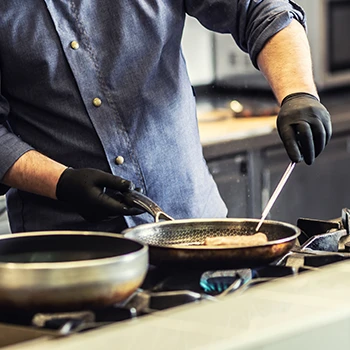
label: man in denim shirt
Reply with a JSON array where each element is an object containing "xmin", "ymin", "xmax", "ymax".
[{"xmin": 0, "ymin": 1, "xmax": 331, "ymax": 233}]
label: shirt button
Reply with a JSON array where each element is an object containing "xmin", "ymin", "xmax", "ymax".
[
  {"xmin": 70, "ymin": 41, "xmax": 80, "ymax": 50},
  {"xmin": 92, "ymin": 98, "xmax": 102, "ymax": 107},
  {"xmin": 115, "ymin": 156, "xmax": 124, "ymax": 165}
]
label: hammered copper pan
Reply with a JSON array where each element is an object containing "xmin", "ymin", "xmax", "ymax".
[{"xmin": 123, "ymin": 191, "xmax": 300, "ymax": 269}]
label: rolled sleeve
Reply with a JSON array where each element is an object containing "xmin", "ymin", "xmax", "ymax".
[
  {"xmin": 185, "ymin": 0, "xmax": 306, "ymax": 68},
  {"xmin": 0, "ymin": 90, "xmax": 34, "ymax": 194}
]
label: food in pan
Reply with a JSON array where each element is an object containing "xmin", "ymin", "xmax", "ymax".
[{"xmin": 204, "ymin": 233, "xmax": 268, "ymax": 247}]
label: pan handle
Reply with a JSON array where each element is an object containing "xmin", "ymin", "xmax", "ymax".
[{"xmin": 124, "ymin": 190, "xmax": 174, "ymax": 222}]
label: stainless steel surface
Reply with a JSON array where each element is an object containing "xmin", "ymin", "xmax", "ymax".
[
  {"xmin": 256, "ymin": 162, "xmax": 296, "ymax": 232},
  {"xmin": 124, "ymin": 219, "xmax": 298, "ymax": 247},
  {"xmin": 301, "ymin": 229, "xmax": 348, "ymax": 252},
  {"xmin": 123, "ymin": 191, "xmax": 300, "ymax": 268},
  {"xmin": 1, "ymin": 212, "xmax": 350, "ymax": 350},
  {"xmin": 0, "ymin": 231, "xmax": 148, "ymax": 311}
]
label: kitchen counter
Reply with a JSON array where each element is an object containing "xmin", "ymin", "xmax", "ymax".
[
  {"xmin": 5, "ymin": 259, "xmax": 350, "ymax": 350},
  {"xmin": 196, "ymin": 87, "xmax": 278, "ymax": 150},
  {"xmin": 197, "ymin": 87, "xmax": 350, "ymax": 160},
  {"xmin": 198, "ymin": 112, "xmax": 277, "ymax": 146}
]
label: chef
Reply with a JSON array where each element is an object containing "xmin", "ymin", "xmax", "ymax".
[{"xmin": 0, "ymin": 1, "xmax": 331, "ymax": 233}]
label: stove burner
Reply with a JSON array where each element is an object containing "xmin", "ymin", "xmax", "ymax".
[
  {"xmin": 2, "ymin": 208, "xmax": 350, "ymax": 346},
  {"xmin": 199, "ymin": 265, "xmax": 300, "ymax": 295},
  {"xmin": 297, "ymin": 218, "xmax": 341, "ymax": 244}
]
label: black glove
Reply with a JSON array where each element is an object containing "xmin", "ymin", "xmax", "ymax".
[
  {"xmin": 56, "ymin": 168, "xmax": 144, "ymax": 222},
  {"xmin": 277, "ymin": 92, "xmax": 332, "ymax": 165}
]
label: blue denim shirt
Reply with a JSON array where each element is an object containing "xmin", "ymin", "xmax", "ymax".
[{"xmin": 0, "ymin": 0, "xmax": 305, "ymax": 233}]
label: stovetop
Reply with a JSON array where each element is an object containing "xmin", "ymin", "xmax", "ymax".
[{"xmin": 2, "ymin": 208, "xmax": 350, "ymax": 348}]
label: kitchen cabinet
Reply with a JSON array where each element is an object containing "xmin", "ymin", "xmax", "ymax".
[
  {"xmin": 262, "ymin": 134, "xmax": 350, "ymax": 224},
  {"xmin": 203, "ymin": 99, "xmax": 350, "ymax": 225},
  {"xmin": 0, "ymin": 195, "xmax": 10, "ymax": 234},
  {"xmin": 207, "ymin": 153, "xmax": 250, "ymax": 218}
]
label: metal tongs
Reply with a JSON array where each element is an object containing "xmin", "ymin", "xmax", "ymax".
[{"xmin": 255, "ymin": 162, "xmax": 296, "ymax": 232}]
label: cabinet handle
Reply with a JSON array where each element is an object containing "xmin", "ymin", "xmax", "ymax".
[{"xmin": 240, "ymin": 160, "xmax": 248, "ymax": 175}]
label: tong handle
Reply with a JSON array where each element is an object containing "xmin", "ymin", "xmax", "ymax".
[{"xmin": 256, "ymin": 162, "xmax": 296, "ymax": 232}]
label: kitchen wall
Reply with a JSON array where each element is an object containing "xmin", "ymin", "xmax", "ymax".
[
  {"xmin": 181, "ymin": 16, "xmax": 215, "ymax": 86},
  {"xmin": 182, "ymin": 16, "xmax": 267, "ymax": 89},
  {"xmin": 183, "ymin": 3, "xmax": 350, "ymax": 91}
]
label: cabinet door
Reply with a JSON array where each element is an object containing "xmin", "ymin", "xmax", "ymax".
[
  {"xmin": 262, "ymin": 136, "xmax": 350, "ymax": 225},
  {"xmin": 207, "ymin": 154, "xmax": 250, "ymax": 218},
  {"xmin": 0, "ymin": 195, "xmax": 10, "ymax": 234}
]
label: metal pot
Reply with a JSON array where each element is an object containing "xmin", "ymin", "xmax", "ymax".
[
  {"xmin": 0, "ymin": 231, "xmax": 148, "ymax": 311},
  {"xmin": 123, "ymin": 191, "xmax": 300, "ymax": 269}
]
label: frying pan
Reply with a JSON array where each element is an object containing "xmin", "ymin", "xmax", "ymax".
[
  {"xmin": 123, "ymin": 191, "xmax": 300, "ymax": 269},
  {"xmin": 0, "ymin": 231, "xmax": 148, "ymax": 311}
]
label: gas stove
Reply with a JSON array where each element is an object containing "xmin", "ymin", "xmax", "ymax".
[{"xmin": 1, "ymin": 209, "xmax": 350, "ymax": 349}]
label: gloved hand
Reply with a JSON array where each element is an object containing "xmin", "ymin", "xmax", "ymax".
[
  {"xmin": 56, "ymin": 168, "xmax": 144, "ymax": 222},
  {"xmin": 277, "ymin": 92, "xmax": 332, "ymax": 165}
]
